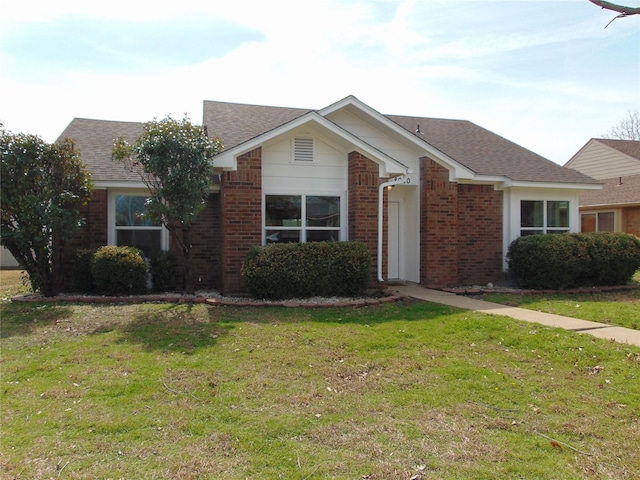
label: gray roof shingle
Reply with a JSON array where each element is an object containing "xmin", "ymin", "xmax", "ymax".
[
  {"xmin": 58, "ymin": 118, "xmax": 144, "ymax": 183},
  {"xmin": 579, "ymin": 174, "xmax": 640, "ymax": 207},
  {"xmin": 596, "ymin": 138, "xmax": 640, "ymax": 162}
]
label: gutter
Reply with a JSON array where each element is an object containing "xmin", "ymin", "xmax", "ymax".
[{"xmin": 377, "ymin": 173, "xmax": 412, "ymax": 283}]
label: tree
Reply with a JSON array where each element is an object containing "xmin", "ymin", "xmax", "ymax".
[
  {"xmin": 112, "ymin": 116, "xmax": 223, "ymax": 294},
  {"xmin": 604, "ymin": 110, "xmax": 640, "ymax": 140},
  {"xmin": 587, "ymin": 0, "xmax": 640, "ymax": 27},
  {"xmin": 1, "ymin": 129, "xmax": 92, "ymax": 296}
]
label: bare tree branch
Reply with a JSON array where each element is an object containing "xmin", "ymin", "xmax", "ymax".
[{"xmin": 588, "ymin": 0, "xmax": 640, "ymax": 15}]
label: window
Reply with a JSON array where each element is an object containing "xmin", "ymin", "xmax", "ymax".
[
  {"xmin": 265, "ymin": 194, "xmax": 340, "ymax": 243},
  {"xmin": 114, "ymin": 195, "xmax": 164, "ymax": 255},
  {"xmin": 520, "ymin": 200, "xmax": 569, "ymax": 236},
  {"xmin": 581, "ymin": 211, "xmax": 615, "ymax": 232},
  {"xmin": 293, "ymin": 137, "xmax": 314, "ymax": 163}
]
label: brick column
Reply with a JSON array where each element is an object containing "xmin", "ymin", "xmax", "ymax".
[
  {"xmin": 220, "ymin": 148, "xmax": 262, "ymax": 294},
  {"xmin": 348, "ymin": 151, "xmax": 383, "ymax": 285},
  {"xmin": 420, "ymin": 158, "xmax": 459, "ymax": 287}
]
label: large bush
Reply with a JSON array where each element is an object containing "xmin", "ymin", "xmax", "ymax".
[
  {"xmin": 69, "ymin": 249, "xmax": 98, "ymax": 294},
  {"xmin": 507, "ymin": 232, "xmax": 640, "ymax": 289},
  {"xmin": 241, "ymin": 241, "xmax": 371, "ymax": 300},
  {"xmin": 91, "ymin": 245, "xmax": 148, "ymax": 295}
]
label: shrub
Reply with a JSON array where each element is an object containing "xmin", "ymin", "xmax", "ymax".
[
  {"xmin": 91, "ymin": 245, "xmax": 147, "ymax": 295},
  {"xmin": 148, "ymin": 250, "xmax": 176, "ymax": 292},
  {"xmin": 241, "ymin": 241, "xmax": 371, "ymax": 300},
  {"xmin": 507, "ymin": 232, "xmax": 640, "ymax": 289},
  {"xmin": 69, "ymin": 248, "xmax": 97, "ymax": 293}
]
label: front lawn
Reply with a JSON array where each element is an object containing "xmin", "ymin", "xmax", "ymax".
[
  {"xmin": 480, "ymin": 269, "xmax": 640, "ymax": 331},
  {"xmin": 1, "ymin": 296, "xmax": 639, "ymax": 479}
]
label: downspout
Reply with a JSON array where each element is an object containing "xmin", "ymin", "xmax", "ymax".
[{"xmin": 377, "ymin": 172, "xmax": 412, "ymax": 283}]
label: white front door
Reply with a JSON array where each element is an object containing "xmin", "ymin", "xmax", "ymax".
[{"xmin": 388, "ymin": 200, "xmax": 400, "ymax": 279}]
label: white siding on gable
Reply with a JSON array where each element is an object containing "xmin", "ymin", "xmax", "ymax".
[
  {"xmin": 262, "ymin": 133, "xmax": 347, "ymax": 195},
  {"xmin": 567, "ymin": 140, "xmax": 640, "ymax": 179},
  {"xmin": 327, "ymin": 110, "xmax": 420, "ymax": 173}
]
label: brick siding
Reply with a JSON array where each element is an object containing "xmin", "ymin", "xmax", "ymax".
[
  {"xmin": 348, "ymin": 151, "xmax": 385, "ymax": 285},
  {"xmin": 625, "ymin": 206, "xmax": 640, "ymax": 238},
  {"xmin": 219, "ymin": 148, "xmax": 263, "ymax": 294},
  {"xmin": 420, "ymin": 158, "xmax": 504, "ymax": 287}
]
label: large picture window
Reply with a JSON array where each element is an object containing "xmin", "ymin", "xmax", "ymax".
[
  {"xmin": 520, "ymin": 200, "xmax": 569, "ymax": 236},
  {"xmin": 265, "ymin": 195, "xmax": 340, "ymax": 243},
  {"xmin": 114, "ymin": 195, "xmax": 164, "ymax": 255}
]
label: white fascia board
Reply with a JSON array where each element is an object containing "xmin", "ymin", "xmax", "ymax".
[
  {"xmin": 213, "ymin": 111, "xmax": 409, "ymax": 176},
  {"xmin": 321, "ymin": 95, "xmax": 477, "ymax": 180},
  {"xmin": 92, "ymin": 181, "xmax": 149, "ymax": 189},
  {"xmin": 506, "ymin": 180, "xmax": 603, "ymax": 190}
]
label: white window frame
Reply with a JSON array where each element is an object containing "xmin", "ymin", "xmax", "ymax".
[
  {"xmin": 580, "ymin": 210, "xmax": 617, "ymax": 232},
  {"xmin": 263, "ymin": 193, "xmax": 344, "ymax": 244},
  {"xmin": 108, "ymin": 190, "xmax": 169, "ymax": 252},
  {"xmin": 519, "ymin": 199, "xmax": 570, "ymax": 236}
]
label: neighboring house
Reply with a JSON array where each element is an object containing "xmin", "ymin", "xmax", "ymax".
[
  {"xmin": 564, "ymin": 138, "xmax": 640, "ymax": 237},
  {"xmin": 60, "ymin": 96, "xmax": 599, "ymax": 294},
  {"xmin": 0, "ymin": 246, "xmax": 19, "ymax": 269}
]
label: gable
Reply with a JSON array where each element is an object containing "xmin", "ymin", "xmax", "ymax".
[{"xmin": 565, "ymin": 138, "xmax": 640, "ymax": 180}]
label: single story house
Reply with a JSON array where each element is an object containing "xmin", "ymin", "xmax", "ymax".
[
  {"xmin": 564, "ymin": 138, "xmax": 640, "ymax": 237},
  {"xmin": 60, "ymin": 96, "xmax": 599, "ymax": 294}
]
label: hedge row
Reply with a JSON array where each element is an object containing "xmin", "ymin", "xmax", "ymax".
[
  {"xmin": 69, "ymin": 246, "xmax": 176, "ymax": 295},
  {"xmin": 241, "ymin": 241, "xmax": 371, "ymax": 300},
  {"xmin": 507, "ymin": 232, "xmax": 640, "ymax": 289}
]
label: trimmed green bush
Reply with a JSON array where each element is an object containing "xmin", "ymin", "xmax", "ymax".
[
  {"xmin": 241, "ymin": 241, "xmax": 371, "ymax": 300},
  {"xmin": 91, "ymin": 245, "xmax": 148, "ymax": 295},
  {"xmin": 507, "ymin": 232, "xmax": 640, "ymax": 289}
]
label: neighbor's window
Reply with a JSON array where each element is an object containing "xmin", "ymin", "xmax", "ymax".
[
  {"xmin": 115, "ymin": 195, "xmax": 163, "ymax": 255},
  {"xmin": 581, "ymin": 211, "xmax": 615, "ymax": 232},
  {"xmin": 265, "ymin": 194, "xmax": 340, "ymax": 243},
  {"xmin": 520, "ymin": 200, "xmax": 569, "ymax": 236}
]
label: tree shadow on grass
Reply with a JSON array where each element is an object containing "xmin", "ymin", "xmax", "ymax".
[
  {"xmin": 117, "ymin": 303, "xmax": 234, "ymax": 353},
  {"xmin": 0, "ymin": 302, "xmax": 74, "ymax": 338}
]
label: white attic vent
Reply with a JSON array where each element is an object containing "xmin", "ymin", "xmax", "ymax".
[{"xmin": 293, "ymin": 137, "xmax": 314, "ymax": 162}]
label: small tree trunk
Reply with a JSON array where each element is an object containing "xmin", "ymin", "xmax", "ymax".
[{"xmin": 182, "ymin": 226, "xmax": 195, "ymax": 295}]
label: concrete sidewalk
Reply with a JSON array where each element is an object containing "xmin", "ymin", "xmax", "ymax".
[{"xmin": 392, "ymin": 284, "xmax": 640, "ymax": 347}]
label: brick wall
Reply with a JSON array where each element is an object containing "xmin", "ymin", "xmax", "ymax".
[
  {"xmin": 72, "ymin": 188, "xmax": 108, "ymax": 250},
  {"xmin": 420, "ymin": 158, "xmax": 504, "ymax": 287},
  {"xmin": 420, "ymin": 158, "xmax": 459, "ymax": 287},
  {"xmin": 219, "ymin": 148, "xmax": 263, "ymax": 294},
  {"xmin": 348, "ymin": 151, "xmax": 384, "ymax": 285},
  {"xmin": 169, "ymin": 193, "xmax": 221, "ymax": 290},
  {"xmin": 625, "ymin": 206, "xmax": 640, "ymax": 238},
  {"xmin": 457, "ymin": 184, "xmax": 504, "ymax": 285}
]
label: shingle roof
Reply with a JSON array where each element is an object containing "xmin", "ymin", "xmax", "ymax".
[
  {"xmin": 579, "ymin": 174, "xmax": 640, "ymax": 207},
  {"xmin": 387, "ymin": 115, "xmax": 597, "ymax": 184},
  {"xmin": 203, "ymin": 100, "xmax": 597, "ymax": 185},
  {"xmin": 596, "ymin": 138, "xmax": 640, "ymax": 162},
  {"xmin": 58, "ymin": 118, "xmax": 144, "ymax": 183}
]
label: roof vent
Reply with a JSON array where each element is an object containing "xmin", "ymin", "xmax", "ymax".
[{"xmin": 294, "ymin": 137, "xmax": 314, "ymax": 162}]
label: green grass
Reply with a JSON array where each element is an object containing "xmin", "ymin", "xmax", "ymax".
[
  {"xmin": 480, "ymin": 269, "xmax": 640, "ymax": 331},
  {"xmin": 2, "ymin": 295, "xmax": 640, "ymax": 479}
]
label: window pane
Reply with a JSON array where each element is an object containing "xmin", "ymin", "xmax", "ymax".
[
  {"xmin": 520, "ymin": 230, "xmax": 543, "ymax": 237},
  {"xmin": 306, "ymin": 196, "xmax": 340, "ymax": 227},
  {"xmin": 581, "ymin": 214, "xmax": 596, "ymax": 232},
  {"xmin": 598, "ymin": 212, "xmax": 615, "ymax": 232},
  {"xmin": 265, "ymin": 229, "xmax": 300, "ymax": 244},
  {"xmin": 521, "ymin": 201, "xmax": 543, "ymax": 227},
  {"xmin": 116, "ymin": 195, "xmax": 160, "ymax": 227},
  {"xmin": 547, "ymin": 201, "xmax": 569, "ymax": 228},
  {"xmin": 307, "ymin": 230, "xmax": 339, "ymax": 242},
  {"xmin": 265, "ymin": 195, "xmax": 301, "ymax": 227},
  {"xmin": 116, "ymin": 230, "xmax": 161, "ymax": 256}
]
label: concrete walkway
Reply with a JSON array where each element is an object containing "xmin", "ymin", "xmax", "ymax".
[{"xmin": 392, "ymin": 284, "xmax": 640, "ymax": 347}]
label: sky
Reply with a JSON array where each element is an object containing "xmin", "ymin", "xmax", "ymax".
[{"xmin": 1, "ymin": 0, "xmax": 639, "ymax": 165}]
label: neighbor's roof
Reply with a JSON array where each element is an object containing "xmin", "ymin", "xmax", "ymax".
[
  {"xmin": 595, "ymin": 138, "xmax": 640, "ymax": 162},
  {"xmin": 204, "ymin": 99, "xmax": 598, "ymax": 185},
  {"xmin": 58, "ymin": 118, "xmax": 143, "ymax": 183},
  {"xmin": 579, "ymin": 174, "xmax": 640, "ymax": 207}
]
